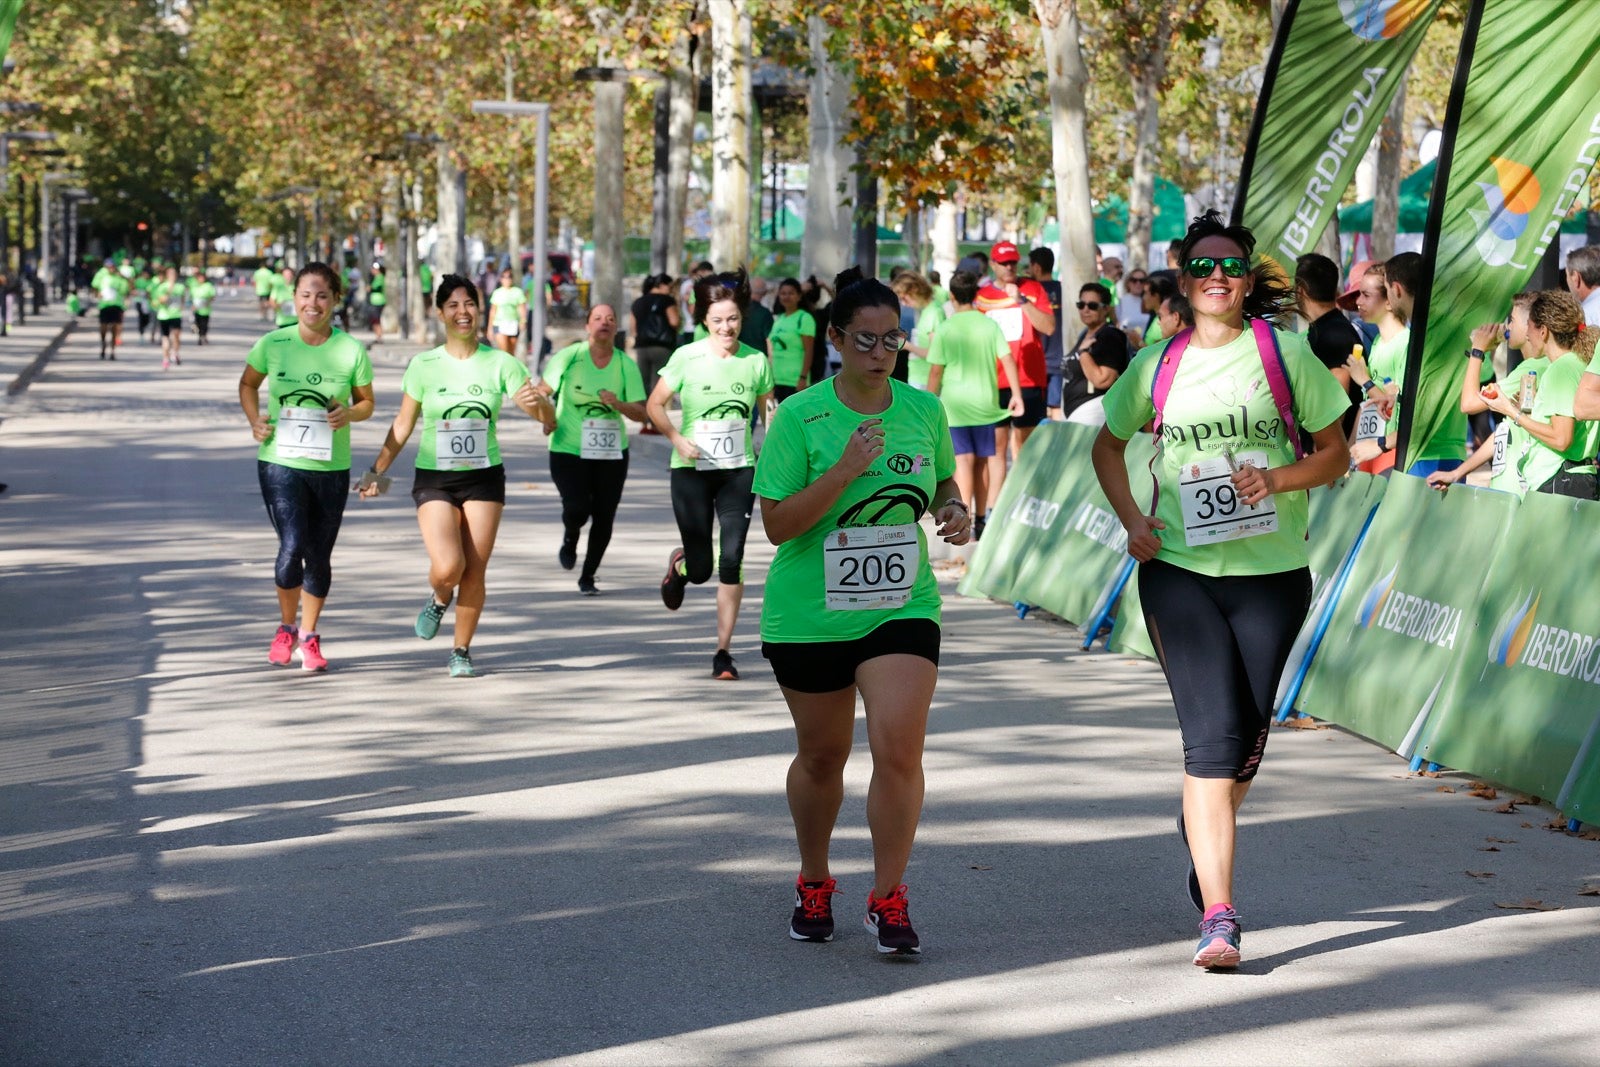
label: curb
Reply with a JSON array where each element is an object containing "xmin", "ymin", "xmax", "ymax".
[{"xmin": 5, "ymin": 319, "xmax": 77, "ymax": 398}]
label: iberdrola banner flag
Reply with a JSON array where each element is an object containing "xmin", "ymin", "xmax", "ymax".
[
  {"xmin": 1232, "ymin": 0, "xmax": 1441, "ymax": 271},
  {"xmin": 1398, "ymin": 0, "xmax": 1600, "ymax": 466}
]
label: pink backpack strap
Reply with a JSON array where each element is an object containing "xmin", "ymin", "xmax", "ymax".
[
  {"xmin": 1252, "ymin": 318, "xmax": 1304, "ymax": 461},
  {"xmin": 1149, "ymin": 327, "xmax": 1193, "ymax": 439}
]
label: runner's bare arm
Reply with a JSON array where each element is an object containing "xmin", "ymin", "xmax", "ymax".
[
  {"xmin": 367, "ymin": 393, "xmax": 422, "ymax": 477},
  {"xmin": 239, "ymin": 366, "xmax": 272, "ymax": 442},
  {"xmin": 761, "ymin": 418, "xmax": 883, "ymax": 544},
  {"xmin": 1091, "ymin": 426, "xmax": 1163, "ymax": 563}
]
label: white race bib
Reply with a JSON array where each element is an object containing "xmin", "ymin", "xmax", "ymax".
[
  {"xmin": 99, "ymin": 285, "xmax": 119, "ymax": 303},
  {"xmin": 436, "ymin": 417, "xmax": 490, "ymax": 469},
  {"xmin": 823, "ymin": 524, "xmax": 919, "ymax": 610},
  {"xmin": 1179, "ymin": 450, "xmax": 1278, "ymax": 546},
  {"xmin": 1491, "ymin": 420, "xmax": 1510, "ymax": 477},
  {"xmin": 276, "ymin": 406, "xmax": 334, "ymax": 462},
  {"xmin": 693, "ymin": 418, "xmax": 747, "ymax": 471},
  {"xmin": 990, "ymin": 305, "xmax": 1025, "ymax": 342},
  {"xmin": 1353, "ymin": 401, "xmax": 1385, "ymax": 445},
  {"xmin": 580, "ymin": 417, "xmax": 623, "ymax": 461}
]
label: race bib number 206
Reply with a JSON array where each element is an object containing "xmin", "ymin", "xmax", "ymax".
[{"xmin": 824, "ymin": 524, "xmax": 918, "ymax": 610}]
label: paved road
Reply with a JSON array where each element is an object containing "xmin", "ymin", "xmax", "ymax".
[{"xmin": 2, "ymin": 297, "xmax": 1597, "ymax": 1066}]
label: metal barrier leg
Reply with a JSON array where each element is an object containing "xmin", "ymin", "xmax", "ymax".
[
  {"xmin": 1015, "ymin": 601, "xmax": 1031, "ymax": 620},
  {"xmin": 1274, "ymin": 505, "xmax": 1381, "ymax": 723},
  {"xmin": 1081, "ymin": 558, "xmax": 1136, "ymax": 651},
  {"xmin": 1568, "ymin": 818, "xmax": 1582, "ymax": 833}
]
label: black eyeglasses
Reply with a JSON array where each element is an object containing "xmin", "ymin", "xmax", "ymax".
[
  {"xmin": 1128, "ymin": 275, "xmax": 1148, "ymax": 284},
  {"xmin": 1076, "ymin": 301, "xmax": 1104, "ymax": 310},
  {"xmin": 836, "ymin": 328, "xmax": 909, "ymax": 353},
  {"xmin": 1184, "ymin": 256, "xmax": 1250, "ymax": 279}
]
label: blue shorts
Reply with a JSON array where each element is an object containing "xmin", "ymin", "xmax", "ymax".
[
  {"xmin": 950, "ymin": 423, "xmax": 997, "ymax": 458},
  {"xmin": 1404, "ymin": 458, "xmax": 1463, "ymax": 478}
]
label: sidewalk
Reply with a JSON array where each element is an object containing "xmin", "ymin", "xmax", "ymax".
[
  {"xmin": 0, "ymin": 300, "xmax": 1596, "ymax": 1065},
  {"xmin": 0, "ymin": 310, "xmax": 75, "ymax": 397}
]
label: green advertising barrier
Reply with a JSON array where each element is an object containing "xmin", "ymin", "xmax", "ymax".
[
  {"xmin": 1415, "ymin": 491, "xmax": 1600, "ymax": 819},
  {"xmin": 1107, "ymin": 567, "xmax": 1156, "ymax": 659},
  {"xmin": 958, "ymin": 423, "xmax": 1154, "ymax": 626},
  {"xmin": 1294, "ymin": 477, "xmax": 1519, "ymax": 753}
]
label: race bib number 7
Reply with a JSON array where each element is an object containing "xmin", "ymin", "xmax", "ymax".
[
  {"xmin": 824, "ymin": 524, "xmax": 918, "ymax": 610},
  {"xmin": 276, "ymin": 405, "xmax": 334, "ymax": 462},
  {"xmin": 1179, "ymin": 450, "xmax": 1277, "ymax": 546}
]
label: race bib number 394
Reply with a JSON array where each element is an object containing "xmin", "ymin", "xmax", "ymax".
[
  {"xmin": 1178, "ymin": 450, "xmax": 1277, "ymax": 546},
  {"xmin": 436, "ymin": 417, "xmax": 490, "ymax": 469},
  {"xmin": 276, "ymin": 405, "xmax": 334, "ymax": 462},
  {"xmin": 824, "ymin": 524, "xmax": 918, "ymax": 610}
]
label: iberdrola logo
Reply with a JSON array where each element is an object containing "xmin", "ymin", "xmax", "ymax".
[
  {"xmin": 1472, "ymin": 158, "xmax": 1540, "ymax": 267},
  {"xmin": 1489, "ymin": 590, "xmax": 1540, "ymax": 666},
  {"xmin": 1357, "ymin": 563, "xmax": 1398, "ymax": 629},
  {"xmin": 1339, "ymin": 0, "xmax": 1429, "ymax": 40}
]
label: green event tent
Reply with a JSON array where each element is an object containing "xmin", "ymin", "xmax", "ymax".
[
  {"xmin": 758, "ymin": 207, "xmax": 900, "ymax": 241},
  {"xmin": 1339, "ymin": 160, "xmax": 1588, "ymax": 234},
  {"xmin": 1043, "ymin": 177, "xmax": 1188, "ymax": 244}
]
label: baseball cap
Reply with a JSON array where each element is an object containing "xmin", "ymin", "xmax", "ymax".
[
  {"xmin": 990, "ymin": 240, "xmax": 1020, "ymax": 264},
  {"xmin": 1336, "ymin": 259, "xmax": 1375, "ymax": 311}
]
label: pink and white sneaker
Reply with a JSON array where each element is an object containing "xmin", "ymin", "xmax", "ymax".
[
  {"xmin": 267, "ymin": 624, "xmax": 298, "ymax": 666},
  {"xmin": 297, "ymin": 633, "xmax": 328, "ymax": 673}
]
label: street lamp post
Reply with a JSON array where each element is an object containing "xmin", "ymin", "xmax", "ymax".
[{"xmin": 471, "ymin": 99, "xmax": 550, "ymax": 364}]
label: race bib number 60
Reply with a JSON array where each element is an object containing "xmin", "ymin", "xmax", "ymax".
[
  {"xmin": 824, "ymin": 524, "xmax": 918, "ymax": 610},
  {"xmin": 436, "ymin": 417, "xmax": 490, "ymax": 469},
  {"xmin": 1178, "ymin": 450, "xmax": 1278, "ymax": 546}
]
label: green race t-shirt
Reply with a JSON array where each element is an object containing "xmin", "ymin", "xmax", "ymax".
[
  {"xmin": 658, "ymin": 337, "xmax": 775, "ymax": 470},
  {"xmin": 419, "ymin": 263, "xmax": 434, "ymax": 300},
  {"xmin": 401, "ymin": 344, "xmax": 532, "ymax": 471},
  {"xmin": 769, "ymin": 309, "xmax": 816, "ymax": 388},
  {"xmin": 754, "ymin": 378, "xmax": 956, "ymax": 643},
  {"xmin": 153, "ymin": 281, "xmax": 185, "ymax": 321},
  {"xmin": 1368, "ymin": 327, "xmax": 1409, "ymax": 442},
  {"xmin": 91, "ymin": 268, "xmax": 129, "ymax": 310},
  {"xmin": 246, "ymin": 326, "xmax": 375, "ymax": 472},
  {"xmin": 1102, "ymin": 324, "xmax": 1351, "ymax": 578},
  {"xmin": 909, "ymin": 301, "xmax": 946, "ymax": 390},
  {"xmin": 490, "ymin": 286, "xmax": 526, "ymax": 329},
  {"xmin": 1143, "ymin": 316, "xmax": 1162, "ymax": 346},
  {"xmin": 1490, "ymin": 355, "xmax": 1550, "ymax": 495},
  {"xmin": 190, "ymin": 280, "xmax": 217, "ymax": 314},
  {"xmin": 271, "ymin": 276, "xmax": 297, "ymax": 327},
  {"xmin": 253, "ymin": 266, "xmax": 274, "ymax": 297},
  {"xmin": 368, "ymin": 275, "xmax": 387, "ymax": 308},
  {"xmin": 1518, "ymin": 352, "xmax": 1599, "ymax": 492},
  {"xmin": 541, "ymin": 342, "xmax": 646, "ymax": 457},
  {"xmin": 927, "ymin": 309, "xmax": 1008, "ymax": 427}
]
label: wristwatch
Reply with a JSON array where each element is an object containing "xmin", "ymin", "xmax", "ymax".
[{"xmin": 1467, "ymin": 347, "xmax": 1485, "ymax": 361}]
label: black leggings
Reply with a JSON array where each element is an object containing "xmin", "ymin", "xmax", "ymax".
[
  {"xmin": 195, "ymin": 312, "xmax": 210, "ymax": 341},
  {"xmin": 258, "ymin": 461, "xmax": 350, "ymax": 598},
  {"xmin": 1138, "ymin": 559, "xmax": 1311, "ymax": 782},
  {"xmin": 548, "ymin": 450, "xmax": 630, "ymax": 579},
  {"xmin": 669, "ymin": 465, "xmax": 754, "ymax": 585}
]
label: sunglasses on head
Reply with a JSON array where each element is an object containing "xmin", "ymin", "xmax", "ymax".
[
  {"xmin": 835, "ymin": 328, "xmax": 909, "ymax": 353},
  {"xmin": 1076, "ymin": 301, "xmax": 1104, "ymax": 310},
  {"xmin": 1184, "ymin": 256, "xmax": 1250, "ymax": 279}
]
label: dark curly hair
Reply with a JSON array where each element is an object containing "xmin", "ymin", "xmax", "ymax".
[
  {"xmin": 1176, "ymin": 209, "xmax": 1293, "ymax": 322},
  {"xmin": 828, "ymin": 266, "xmax": 900, "ymax": 331},
  {"xmin": 692, "ymin": 266, "xmax": 750, "ymax": 325}
]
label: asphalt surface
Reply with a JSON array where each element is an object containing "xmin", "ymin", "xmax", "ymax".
[{"xmin": 2, "ymin": 296, "xmax": 1597, "ymax": 1066}]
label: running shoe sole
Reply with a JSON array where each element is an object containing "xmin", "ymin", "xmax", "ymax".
[
  {"xmin": 660, "ymin": 548, "xmax": 687, "ymax": 611},
  {"xmin": 863, "ymin": 916, "xmax": 921, "ymax": 955},
  {"xmin": 1194, "ymin": 939, "xmax": 1241, "ymax": 970}
]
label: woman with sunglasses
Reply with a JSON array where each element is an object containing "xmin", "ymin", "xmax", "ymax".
[
  {"xmin": 648, "ymin": 267, "xmax": 775, "ymax": 681},
  {"xmin": 1091, "ymin": 211, "xmax": 1349, "ymax": 970},
  {"xmin": 1059, "ymin": 282, "xmax": 1130, "ymax": 426},
  {"xmin": 755, "ymin": 266, "xmax": 970, "ymax": 956},
  {"xmin": 1118, "ymin": 270, "xmax": 1150, "ymax": 326}
]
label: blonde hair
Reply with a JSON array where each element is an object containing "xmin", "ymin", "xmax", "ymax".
[{"xmin": 889, "ymin": 270, "xmax": 933, "ymax": 304}]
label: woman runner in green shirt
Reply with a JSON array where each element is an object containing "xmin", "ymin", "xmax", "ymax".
[
  {"xmin": 648, "ymin": 268, "xmax": 776, "ymax": 680},
  {"xmin": 768, "ymin": 278, "xmax": 816, "ymax": 401},
  {"xmin": 489, "ymin": 267, "xmax": 527, "ymax": 356},
  {"xmin": 534, "ymin": 304, "xmax": 648, "ymax": 594},
  {"xmin": 154, "ymin": 265, "xmax": 186, "ymax": 370},
  {"xmin": 238, "ymin": 263, "xmax": 376, "ymax": 673},
  {"xmin": 1093, "ymin": 211, "xmax": 1350, "ymax": 971},
  {"xmin": 360, "ymin": 274, "xmax": 555, "ymax": 678},
  {"xmin": 755, "ymin": 267, "xmax": 970, "ymax": 956}
]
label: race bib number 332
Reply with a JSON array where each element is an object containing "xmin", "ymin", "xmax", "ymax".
[{"xmin": 824, "ymin": 524, "xmax": 918, "ymax": 610}]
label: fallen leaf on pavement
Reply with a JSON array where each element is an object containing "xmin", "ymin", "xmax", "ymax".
[
  {"xmin": 1492, "ymin": 801, "xmax": 1519, "ymax": 813},
  {"xmin": 1495, "ymin": 899, "xmax": 1562, "ymax": 912},
  {"xmin": 1434, "ymin": 785, "xmax": 1456, "ymax": 793},
  {"xmin": 1487, "ymin": 836, "xmax": 1516, "ymax": 843},
  {"xmin": 1465, "ymin": 870, "xmax": 1495, "ymax": 878},
  {"xmin": 1477, "ymin": 846, "xmax": 1500, "ymax": 852},
  {"xmin": 1520, "ymin": 822, "xmax": 1535, "ymax": 829},
  {"xmin": 1282, "ymin": 717, "xmax": 1330, "ymax": 730},
  {"xmin": 1467, "ymin": 786, "xmax": 1498, "ymax": 799},
  {"xmin": 1578, "ymin": 884, "xmax": 1600, "ymax": 897}
]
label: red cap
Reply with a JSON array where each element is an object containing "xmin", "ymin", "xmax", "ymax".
[
  {"xmin": 1335, "ymin": 259, "xmax": 1375, "ymax": 311},
  {"xmin": 990, "ymin": 240, "xmax": 1020, "ymax": 264}
]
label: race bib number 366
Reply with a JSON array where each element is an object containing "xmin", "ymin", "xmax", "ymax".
[
  {"xmin": 1353, "ymin": 401, "xmax": 1385, "ymax": 444},
  {"xmin": 824, "ymin": 524, "xmax": 918, "ymax": 610},
  {"xmin": 436, "ymin": 417, "xmax": 490, "ymax": 469},
  {"xmin": 1178, "ymin": 451, "xmax": 1277, "ymax": 546}
]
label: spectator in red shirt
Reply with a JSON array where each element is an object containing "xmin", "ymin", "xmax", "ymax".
[{"xmin": 974, "ymin": 241, "xmax": 1056, "ymax": 485}]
